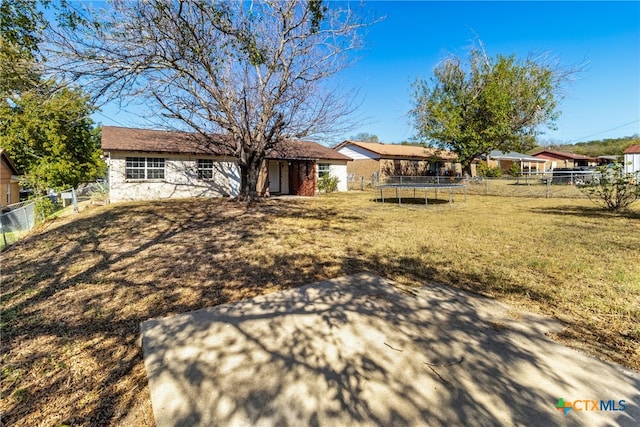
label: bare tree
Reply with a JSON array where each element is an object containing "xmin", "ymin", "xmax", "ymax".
[{"xmin": 47, "ymin": 0, "xmax": 369, "ymax": 200}]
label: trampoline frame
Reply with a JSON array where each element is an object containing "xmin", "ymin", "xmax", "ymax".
[{"xmin": 377, "ymin": 183, "xmax": 467, "ymax": 206}]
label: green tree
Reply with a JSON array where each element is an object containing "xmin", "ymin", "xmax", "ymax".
[
  {"xmin": 1, "ymin": 0, "xmax": 104, "ymax": 192},
  {"xmin": 0, "ymin": 81, "xmax": 105, "ymax": 191},
  {"xmin": 411, "ymin": 46, "xmax": 575, "ymax": 175},
  {"xmin": 350, "ymin": 132, "xmax": 379, "ymax": 142}
]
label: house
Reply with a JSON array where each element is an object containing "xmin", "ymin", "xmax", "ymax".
[
  {"xmin": 101, "ymin": 126, "xmax": 351, "ymax": 202},
  {"xmin": 485, "ymin": 150, "xmax": 548, "ymax": 174},
  {"xmin": 596, "ymin": 155, "xmax": 622, "ymax": 166},
  {"xmin": 531, "ymin": 149, "xmax": 598, "ymax": 169},
  {"xmin": 333, "ymin": 140, "xmax": 459, "ymax": 182},
  {"xmin": 0, "ymin": 149, "xmax": 21, "ymax": 207},
  {"xmin": 623, "ymin": 144, "xmax": 640, "ymax": 174},
  {"xmin": 264, "ymin": 139, "xmax": 351, "ymax": 195}
]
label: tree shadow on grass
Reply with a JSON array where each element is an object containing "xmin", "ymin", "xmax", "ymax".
[
  {"xmin": 530, "ymin": 205, "xmax": 640, "ymax": 220},
  {"xmin": 1, "ymin": 198, "xmax": 638, "ymax": 426}
]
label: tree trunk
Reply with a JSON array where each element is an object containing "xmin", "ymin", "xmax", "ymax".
[
  {"xmin": 238, "ymin": 158, "xmax": 262, "ymax": 202},
  {"xmin": 462, "ymin": 162, "xmax": 473, "ymax": 178}
]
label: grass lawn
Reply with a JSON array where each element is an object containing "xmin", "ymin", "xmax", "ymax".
[{"xmin": 1, "ymin": 191, "xmax": 639, "ymax": 426}]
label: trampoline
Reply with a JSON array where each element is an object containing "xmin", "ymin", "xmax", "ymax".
[{"xmin": 377, "ymin": 181, "xmax": 467, "ymax": 205}]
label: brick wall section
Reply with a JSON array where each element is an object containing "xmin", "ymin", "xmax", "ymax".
[{"xmin": 347, "ymin": 159, "xmax": 380, "ymax": 181}]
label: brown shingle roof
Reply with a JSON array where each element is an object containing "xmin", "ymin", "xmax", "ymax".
[
  {"xmin": 266, "ymin": 140, "xmax": 351, "ymax": 161},
  {"xmin": 101, "ymin": 126, "xmax": 351, "ymax": 161},
  {"xmin": 101, "ymin": 126, "xmax": 232, "ymax": 156},
  {"xmin": 335, "ymin": 140, "xmax": 457, "ymax": 161},
  {"xmin": 623, "ymin": 144, "xmax": 640, "ymax": 154}
]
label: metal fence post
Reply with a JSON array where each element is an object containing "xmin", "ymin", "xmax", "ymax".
[
  {"xmin": 546, "ymin": 176, "xmax": 551, "ymax": 198},
  {"xmin": 24, "ymin": 203, "xmax": 32, "ymax": 229},
  {"xmin": 72, "ymin": 188, "xmax": 79, "ymax": 212}
]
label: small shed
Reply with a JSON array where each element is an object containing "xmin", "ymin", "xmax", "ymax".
[{"xmin": 623, "ymin": 144, "xmax": 640, "ymax": 174}]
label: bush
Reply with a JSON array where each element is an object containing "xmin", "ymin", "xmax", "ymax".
[
  {"xmin": 578, "ymin": 163, "xmax": 640, "ymax": 211},
  {"xmin": 507, "ymin": 162, "xmax": 521, "ymax": 177},
  {"xmin": 34, "ymin": 196, "xmax": 58, "ymax": 222},
  {"xmin": 476, "ymin": 161, "xmax": 503, "ymax": 177},
  {"xmin": 318, "ymin": 175, "xmax": 340, "ymax": 193}
]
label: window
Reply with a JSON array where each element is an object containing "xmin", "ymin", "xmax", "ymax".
[
  {"xmin": 125, "ymin": 157, "xmax": 165, "ymax": 180},
  {"xmin": 318, "ymin": 163, "xmax": 331, "ymax": 178},
  {"xmin": 197, "ymin": 159, "xmax": 214, "ymax": 179}
]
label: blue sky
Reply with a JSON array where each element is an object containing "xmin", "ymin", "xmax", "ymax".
[{"xmin": 94, "ymin": 1, "xmax": 640, "ymax": 146}]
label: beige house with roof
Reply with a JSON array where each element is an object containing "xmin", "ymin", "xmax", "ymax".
[
  {"xmin": 101, "ymin": 126, "xmax": 351, "ymax": 202},
  {"xmin": 0, "ymin": 150, "xmax": 21, "ymax": 207},
  {"xmin": 333, "ymin": 140, "xmax": 460, "ymax": 182}
]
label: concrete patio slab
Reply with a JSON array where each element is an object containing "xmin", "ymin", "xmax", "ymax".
[{"xmin": 140, "ymin": 273, "xmax": 639, "ymax": 427}]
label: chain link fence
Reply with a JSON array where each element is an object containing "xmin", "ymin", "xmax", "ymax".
[
  {"xmin": 364, "ymin": 170, "xmax": 612, "ymax": 201},
  {"xmin": 1, "ymin": 200, "xmax": 38, "ymax": 249},
  {"xmin": 347, "ymin": 172, "xmax": 380, "ymax": 190},
  {"xmin": 465, "ymin": 171, "xmax": 596, "ymax": 199},
  {"xmin": 0, "ymin": 189, "xmax": 81, "ymax": 250}
]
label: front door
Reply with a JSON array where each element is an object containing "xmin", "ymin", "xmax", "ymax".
[{"xmin": 268, "ymin": 161, "xmax": 280, "ymax": 194}]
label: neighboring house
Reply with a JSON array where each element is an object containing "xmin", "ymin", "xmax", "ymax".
[
  {"xmin": 101, "ymin": 126, "xmax": 351, "ymax": 202},
  {"xmin": 531, "ymin": 149, "xmax": 598, "ymax": 169},
  {"xmin": 596, "ymin": 155, "xmax": 622, "ymax": 166},
  {"xmin": 333, "ymin": 140, "xmax": 459, "ymax": 181},
  {"xmin": 0, "ymin": 149, "xmax": 21, "ymax": 207},
  {"xmin": 623, "ymin": 144, "xmax": 640, "ymax": 174},
  {"xmin": 484, "ymin": 150, "xmax": 548, "ymax": 174}
]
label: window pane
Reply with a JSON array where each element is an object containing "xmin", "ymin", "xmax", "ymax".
[
  {"xmin": 147, "ymin": 169, "xmax": 165, "ymax": 179},
  {"xmin": 126, "ymin": 169, "xmax": 145, "ymax": 179},
  {"xmin": 318, "ymin": 163, "xmax": 330, "ymax": 177},
  {"xmin": 126, "ymin": 157, "xmax": 146, "ymax": 179},
  {"xmin": 126, "ymin": 157, "xmax": 145, "ymax": 167},
  {"xmin": 147, "ymin": 158, "xmax": 165, "ymax": 168},
  {"xmin": 197, "ymin": 159, "xmax": 214, "ymax": 179}
]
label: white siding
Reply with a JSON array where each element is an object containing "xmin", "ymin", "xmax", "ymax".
[
  {"xmin": 337, "ymin": 145, "xmax": 379, "ymax": 160},
  {"xmin": 329, "ymin": 162, "xmax": 348, "ymax": 192},
  {"xmin": 107, "ymin": 152, "xmax": 240, "ymax": 202},
  {"xmin": 624, "ymin": 153, "xmax": 640, "ymax": 174}
]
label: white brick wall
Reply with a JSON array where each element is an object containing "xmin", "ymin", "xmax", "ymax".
[{"xmin": 107, "ymin": 152, "xmax": 240, "ymax": 202}]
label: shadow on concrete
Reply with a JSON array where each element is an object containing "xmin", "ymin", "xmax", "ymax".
[{"xmin": 141, "ymin": 273, "xmax": 640, "ymax": 427}]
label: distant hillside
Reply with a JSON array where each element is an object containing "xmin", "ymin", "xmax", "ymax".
[{"xmin": 531, "ymin": 135, "xmax": 640, "ymax": 157}]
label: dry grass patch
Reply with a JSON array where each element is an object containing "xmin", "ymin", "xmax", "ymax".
[{"xmin": 1, "ymin": 192, "xmax": 639, "ymax": 426}]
